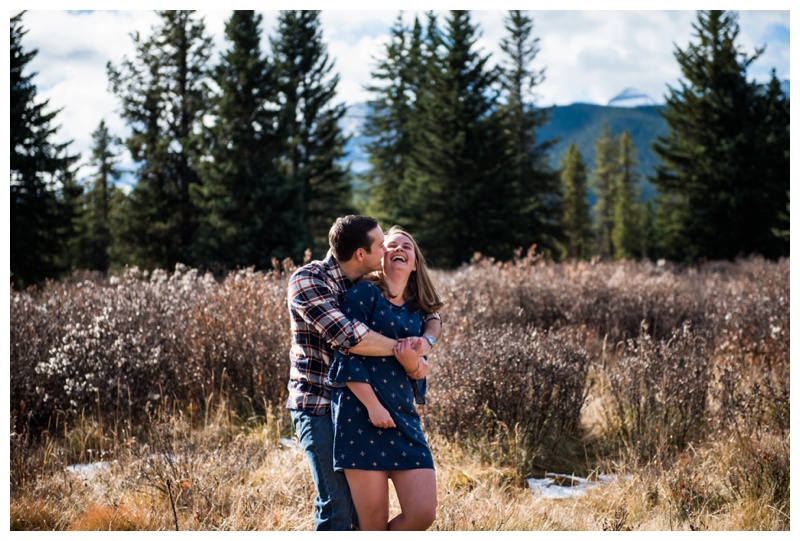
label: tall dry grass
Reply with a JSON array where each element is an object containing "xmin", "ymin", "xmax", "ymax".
[{"xmin": 10, "ymin": 255, "xmax": 789, "ymax": 530}]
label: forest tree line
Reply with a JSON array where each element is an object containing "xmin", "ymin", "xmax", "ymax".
[{"xmin": 10, "ymin": 10, "xmax": 789, "ymax": 289}]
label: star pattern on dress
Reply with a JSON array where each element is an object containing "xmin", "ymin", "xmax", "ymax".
[{"xmin": 330, "ymin": 285, "xmax": 431, "ymax": 472}]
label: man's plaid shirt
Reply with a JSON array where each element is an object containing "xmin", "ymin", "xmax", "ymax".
[{"xmin": 286, "ymin": 254, "xmax": 372, "ymax": 415}]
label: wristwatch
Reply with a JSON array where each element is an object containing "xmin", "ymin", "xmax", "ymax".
[{"xmin": 422, "ymin": 335, "xmax": 436, "ymax": 348}]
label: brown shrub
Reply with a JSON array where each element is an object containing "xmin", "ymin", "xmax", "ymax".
[
  {"xmin": 426, "ymin": 323, "xmax": 589, "ymax": 474},
  {"xmin": 604, "ymin": 323, "xmax": 712, "ymax": 461}
]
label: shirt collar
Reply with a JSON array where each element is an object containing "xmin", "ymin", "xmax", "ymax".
[{"xmin": 322, "ymin": 253, "xmax": 354, "ymax": 290}]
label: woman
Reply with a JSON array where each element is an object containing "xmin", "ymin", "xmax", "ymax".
[{"xmin": 327, "ymin": 226, "xmax": 444, "ymax": 530}]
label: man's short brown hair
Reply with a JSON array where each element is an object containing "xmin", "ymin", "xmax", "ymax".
[{"xmin": 328, "ymin": 215, "xmax": 379, "ymax": 262}]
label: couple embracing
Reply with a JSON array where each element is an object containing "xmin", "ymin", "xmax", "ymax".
[{"xmin": 286, "ymin": 215, "xmax": 444, "ymax": 531}]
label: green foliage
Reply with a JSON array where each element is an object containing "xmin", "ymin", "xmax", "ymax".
[
  {"xmin": 496, "ymin": 10, "xmax": 562, "ymax": 257},
  {"xmin": 359, "ymin": 14, "xmax": 418, "ymax": 224},
  {"xmin": 559, "ymin": 144, "xmax": 592, "ymax": 260},
  {"xmin": 611, "ymin": 131, "xmax": 646, "ymax": 259},
  {"xmin": 13, "ymin": 8, "xmax": 791, "ymax": 286},
  {"xmin": 397, "ymin": 11, "xmax": 516, "ymax": 266},
  {"xmin": 590, "ymin": 123, "xmax": 618, "ymax": 258},
  {"xmin": 75, "ymin": 120, "xmax": 123, "ymax": 273},
  {"xmin": 271, "ymin": 10, "xmax": 353, "ymax": 259},
  {"xmin": 107, "ymin": 10, "xmax": 213, "ymax": 270},
  {"xmin": 652, "ymin": 10, "xmax": 789, "ymax": 261},
  {"xmin": 10, "ymin": 11, "xmax": 80, "ymax": 289},
  {"xmin": 192, "ymin": 10, "xmax": 300, "ymax": 269}
]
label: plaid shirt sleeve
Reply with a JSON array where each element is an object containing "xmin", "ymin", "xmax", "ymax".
[{"xmin": 288, "ymin": 268, "xmax": 370, "ymax": 353}]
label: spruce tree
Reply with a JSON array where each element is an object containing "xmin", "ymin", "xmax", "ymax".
[
  {"xmin": 107, "ymin": 10, "xmax": 213, "ymax": 269},
  {"xmin": 407, "ymin": 10, "xmax": 508, "ymax": 267},
  {"xmin": 497, "ymin": 10, "xmax": 561, "ymax": 256},
  {"xmin": 78, "ymin": 120, "xmax": 122, "ymax": 273},
  {"xmin": 652, "ymin": 10, "xmax": 789, "ymax": 260},
  {"xmin": 560, "ymin": 144, "xmax": 592, "ymax": 260},
  {"xmin": 361, "ymin": 14, "xmax": 418, "ymax": 225},
  {"xmin": 271, "ymin": 10, "xmax": 353, "ymax": 259},
  {"xmin": 192, "ymin": 10, "xmax": 297, "ymax": 269},
  {"xmin": 611, "ymin": 130, "xmax": 644, "ymax": 259},
  {"xmin": 10, "ymin": 11, "xmax": 79, "ymax": 288},
  {"xmin": 590, "ymin": 123, "xmax": 618, "ymax": 258}
]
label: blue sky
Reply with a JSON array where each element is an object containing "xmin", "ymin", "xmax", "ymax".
[{"xmin": 9, "ymin": 6, "xmax": 792, "ymax": 184}]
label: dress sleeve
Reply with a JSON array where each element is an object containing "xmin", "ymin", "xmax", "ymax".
[{"xmin": 327, "ymin": 283, "xmax": 378, "ymax": 386}]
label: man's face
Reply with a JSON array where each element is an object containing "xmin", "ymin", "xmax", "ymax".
[{"xmin": 363, "ymin": 226, "xmax": 387, "ymax": 272}]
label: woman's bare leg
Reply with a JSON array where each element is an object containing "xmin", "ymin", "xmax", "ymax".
[
  {"xmin": 344, "ymin": 469, "xmax": 390, "ymax": 530},
  {"xmin": 388, "ymin": 468, "xmax": 437, "ymax": 531}
]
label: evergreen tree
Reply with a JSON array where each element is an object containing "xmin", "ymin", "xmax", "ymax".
[
  {"xmin": 10, "ymin": 11, "xmax": 79, "ymax": 288},
  {"xmin": 611, "ymin": 130, "xmax": 644, "ymax": 259},
  {"xmin": 406, "ymin": 10, "xmax": 509, "ymax": 267},
  {"xmin": 559, "ymin": 144, "xmax": 592, "ymax": 260},
  {"xmin": 107, "ymin": 10, "xmax": 213, "ymax": 269},
  {"xmin": 590, "ymin": 123, "xmax": 618, "ymax": 258},
  {"xmin": 271, "ymin": 10, "xmax": 353, "ymax": 259},
  {"xmin": 57, "ymin": 166, "xmax": 86, "ymax": 274},
  {"xmin": 652, "ymin": 10, "xmax": 789, "ymax": 260},
  {"xmin": 361, "ymin": 14, "xmax": 419, "ymax": 225},
  {"xmin": 78, "ymin": 120, "xmax": 123, "ymax": 273},
  {"xmin": 192, "ymin": 10, "xmax": 297, "ymax": 269},
  {"xmin": 497, "ymin": 10, "xmax": 561, "ymax": 256}
]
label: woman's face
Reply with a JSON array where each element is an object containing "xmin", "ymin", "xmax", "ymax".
[{"xmin": 382, "ymin": 233, "xmax": 417, "ymax": 274}]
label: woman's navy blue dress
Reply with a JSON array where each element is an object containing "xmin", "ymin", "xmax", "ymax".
[{"xmin": 328, "ymin": 282, "xmax": 434, "ymax": 472}]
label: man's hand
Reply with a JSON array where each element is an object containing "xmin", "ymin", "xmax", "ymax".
[
  {"xmin": 419, "ymin": 337, "xmax": 432, "ymax": 356},
  {"xmin": 368, "ymin": 404, "xmax": 396, "ymax": 428}
]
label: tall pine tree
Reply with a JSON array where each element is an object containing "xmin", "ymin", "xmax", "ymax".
[
  {"xmin": 559, "ymin": 143, "xmax": 592, "ymax": 260},
  {"xmin": 611, "ymin": 130, "xmax": 644, "ymax": 260},
  {"xmin": 271, "ymin": 10, "xmax": 353, "ymax": 259},
  {"xmin": 497, "ymin": 10, "xmax": 561, "ymax": 257},
  {"xmin": 192, "ymin": 10, "xmax": 298, "ymax": 269},
  {"xmin": 361, "ymin": 14, "xmax": 420, "ymax": 225},
  {"xmin": 652, "ymin": 10, "xmax": 789, "ymax": 260},
  {"xmin": 590, "ymin": 123, "xmax": 618, "ymax": 259},
  {"xmin": 107, "ymin": 10, "xmax": 213, "ymax": 269},
  {"xmin": 406, "ymin": 10, "xmax": 509, "ymax": 266},
  {"xmin": 77, "ymin": 120, "xmax": 123, "ymax": 273},
  {"xmin": 10, "ymin": 11, "xmax": 80, "ymax": 288}
]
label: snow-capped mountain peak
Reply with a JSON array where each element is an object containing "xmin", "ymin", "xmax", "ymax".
[{"xmin": 607, "ymin": 88, "xmax": 659, "ymax": 107}]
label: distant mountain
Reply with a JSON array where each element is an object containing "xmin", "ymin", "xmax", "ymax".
[
  {"xmin": 537, "ymin": 102, "xmax": 668, "ymax": 201},
  {"xmin": 343, "ymin": 100, "xmax": 668, "ymax": 200},
  {"xmin": 607, "ymin": 87, "xmax": 659, "ymax": 107}
]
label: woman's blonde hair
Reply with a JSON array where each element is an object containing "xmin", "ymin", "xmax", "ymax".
[{"xmin": 363, "ymin": 225, "xmax": 444, "ymax": 314}]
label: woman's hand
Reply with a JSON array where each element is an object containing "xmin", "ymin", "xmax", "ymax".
[
  {"xmin": 368, "ymin": 404, "xmax": 396, "ymax": 428},
  {"xmin": 406, "ymin": 357, "xmax": 429, "ymax": 380}
]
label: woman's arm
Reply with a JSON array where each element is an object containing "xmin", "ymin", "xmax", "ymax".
[{"xmin": 345, "ymin": 382, "xmax": 396, "ymax": 428}]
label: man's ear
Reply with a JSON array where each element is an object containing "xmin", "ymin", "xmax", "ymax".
[{"xmin": 354, "ymin": 248, "xmax": 364, "ymax": 262}]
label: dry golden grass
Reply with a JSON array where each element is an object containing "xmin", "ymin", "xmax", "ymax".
[{"xmin": 9, "ymin": 399, "xmax": 789, "ymax": 531}]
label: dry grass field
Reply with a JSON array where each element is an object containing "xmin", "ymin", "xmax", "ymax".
[{"xmin": 9, "ymin": 255, "xmax": 789, "ymax": 530}]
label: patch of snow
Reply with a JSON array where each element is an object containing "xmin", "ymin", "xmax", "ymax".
[
  {"xmin": 65, "ymin": 461, "xmax": 111, "ymax": 479},
  {"xmin": 527, "ymin": 472, "xmax": 624, "ymax": 499}
]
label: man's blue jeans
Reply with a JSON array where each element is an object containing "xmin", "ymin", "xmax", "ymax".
[{"xmin": 290, "ymin": 409, "xmax": 355, "ymax": 531}]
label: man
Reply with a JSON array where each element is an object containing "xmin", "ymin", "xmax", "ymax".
[{"xmin": 286, "ymin": 215, "xmax": 442, "ymax": 530}]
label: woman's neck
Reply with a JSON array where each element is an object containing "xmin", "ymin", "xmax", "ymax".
[{"xmin": 383, "ymin": 273, "xmax": 408, "ymax": 306}]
